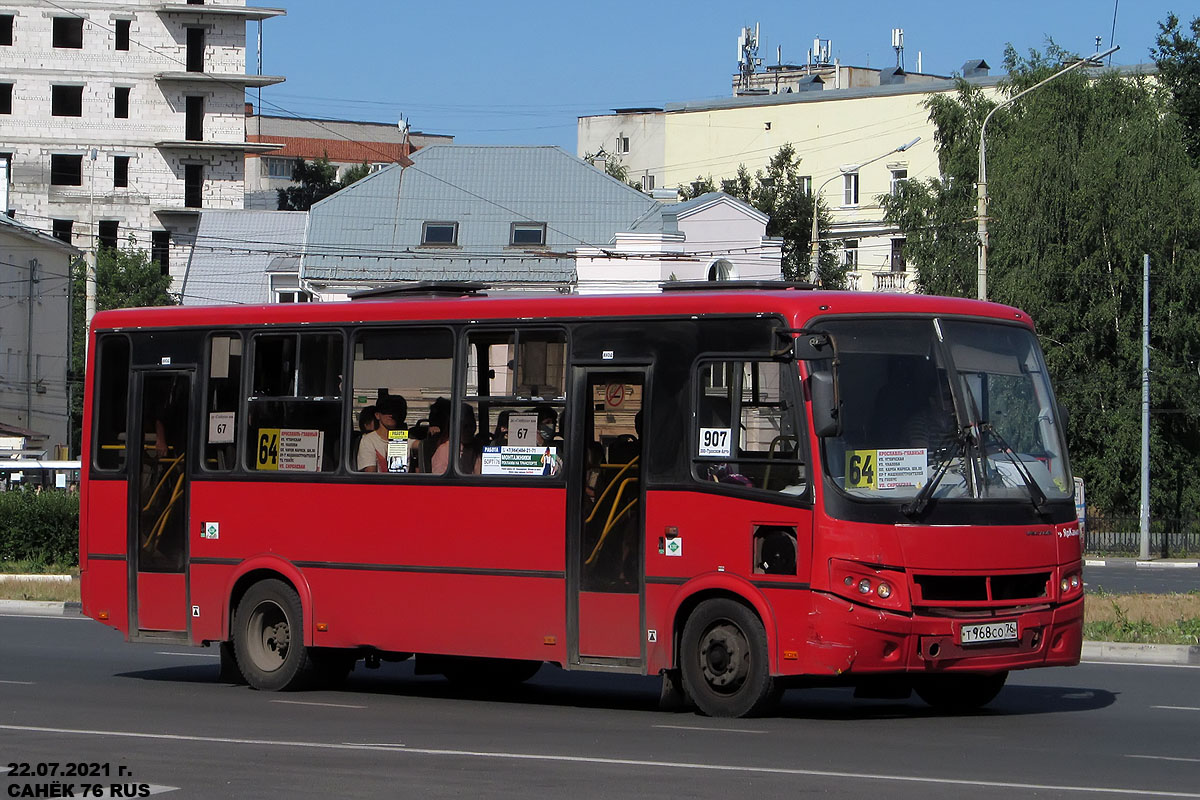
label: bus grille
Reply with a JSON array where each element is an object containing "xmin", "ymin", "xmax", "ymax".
[{"xmin": 913, "ymin": 572, "xmax": 1050, "ymax": 604}]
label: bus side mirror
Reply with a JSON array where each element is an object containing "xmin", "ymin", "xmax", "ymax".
[{"xmin": 808, "ymin": 371, "xmax": 841, "ymax": 437}]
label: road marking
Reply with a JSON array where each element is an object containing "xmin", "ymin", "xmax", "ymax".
[
  {"xmin": 1152, "ymin": 706, "xmax": 1200, "ymax": 712},
  {"xmin": 1129, "ymin": 755, "xmax": 1200, "ymax": 764},
  {"xmin": 154, "ymin": 651, "xmax": 220, "ymax": 659},
  {"xmin": 270, "ymin": 699, "xmax": 367, "ymax": 710},
  {"xmin": 1082, "ymin": 660, "xmax": 1200, "ymax": 670},
  {"xmin": 653, "ymin": 724, "xmax": 766, "ymax": 734},
  {"xmin": 0, "ymin": 679, "xmax": 34, "ymax": 685},
  {"xmin": 0, "ymin": 723, "xmax": 1197, "ymax": 797}
]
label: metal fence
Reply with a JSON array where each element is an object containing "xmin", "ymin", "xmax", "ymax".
[{"xmin": 1083, "ymin": 515, "xmax": 1200, "ymax": 556}]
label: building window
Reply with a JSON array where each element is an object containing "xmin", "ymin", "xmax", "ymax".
[
  {"xmin": 890, "ymin": 238, "xmax": 906, "ymax": 271},
  {"xmin": 276, "ymin": 291, "xmax": 309, "ymax": 303},
  {"xmin": 799, "ymin": 175, "xmax": 812, "ymax": 195},
  {"xmin": 50, "ymin": 154, "xmax": 83, "ymax": 186},
  {"xmin": 184, "ymin": 164, "xmax": 203, "ymax": 207},
  {"xmin": 510, "ymin": 222, "xmax": 546, "ymax": 247},
  {"xmin": 51, "ymin": 85, "xmax": 83, "ymax": 117},
  {"xmin": 643, "ymin": 174, "xmax": 655, "ymax": 191},
  {"xmin": 421, "ymin": 221, "xmax": 457, "ymax": 246},
  {"xmin": 615, "ymin": 136, "xmax": 629, "ymax": 154},
  {"xmin": 265, "ymin": 157, "xmax": 295, "ymax": 179},
  {"xmin": 52, "ymin": 17, "xmax": 83, "ymax": 49},
  {"xmin": 890, "ymin": 168, "xmax": 907, "ymax": 196},
  {"xmin": 843, "ymin": 239, "xmax": 859, "ymax": 268},
  {"xmin": 98, "ymin": 220, "xmax": 119, "ymax": 250},
  {"xmin": 842, "ymin": 172, "xmax": 859, "ymax": 206},
  {"xmin": 185, "ymin": 95, "xmax": 204, "ymax": 140},
  {"xmin": 0, "ymin": 83, "xmax": 11, "ymax": 115},
  {"xmin": 114, "ymin": 86, "xmax": 130, "ymax": 119},
  {"xmin": 0, "ymin": 15, "xmax": 12, "ymax": 46},
  {"xmin": 113, "ymin": 155, "xmax": 129, "ymax": 188},
  {"xmin": 52, "ymin": 219, "xmax": 73, "ymax": 244},
  {"xmin": 114, "ymin": 19, "xmax": 129, "ymax": 50},
  {"xmin": 151, "ymin": 230, "xmax": 170, "ymax": 276},
  {"xmin": 186, "ymin": 27, "xmax": 205, "ymax": 72},
  {"xmin": 707, "ymin": 258, "xmax": 735, "ymax": 281}
]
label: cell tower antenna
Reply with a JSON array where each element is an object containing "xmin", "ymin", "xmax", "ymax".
[
  {"xmin": 892, "ymin": 28, "xmax": 905, "ymax": 70},
  {"xmin": 736, "ymin": 23, "xmax": 762, "ymax": 91}
]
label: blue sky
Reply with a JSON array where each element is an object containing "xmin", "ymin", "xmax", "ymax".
[{"xmin": 250, "ymin": 0, "xmax": 1186, "ymax": 149}]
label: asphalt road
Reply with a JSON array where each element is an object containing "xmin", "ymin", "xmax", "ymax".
[
  {"xmin": 2, "ymin": 610, "xmax": 1199, "ymax": 800},
  {"xmin": 1084, "ymin": 563, "xmax": 1200, "ymax": 594}
]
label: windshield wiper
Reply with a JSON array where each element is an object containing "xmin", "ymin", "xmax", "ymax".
[
  {"xmin": 901, "ymin": 431, "xmax": 968, "ymax": 519},
  {"xmin": 978, "ymin": 423, "xmax": 1048, "ymax": 510}
]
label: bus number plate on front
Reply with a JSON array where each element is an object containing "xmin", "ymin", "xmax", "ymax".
[{"xmin": 959, "ymin": 620, "xmax": 1018, "ymax": 645}]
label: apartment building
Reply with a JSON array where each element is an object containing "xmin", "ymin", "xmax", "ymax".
[{"xmin": 0, "ymin": 0, "xmax": 284, "ymax": 284}]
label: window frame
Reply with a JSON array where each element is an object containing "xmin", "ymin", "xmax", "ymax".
[
  {"xmin": 50, "ymin": 154, "xmax": 83, "ymax": 186},
  {"xmin": 0, "ymin": 14, "xmax": 13, "ymax": 46},
  {"xmin": 509, "ymin": 221, "xmax": 547, "ymax": 247},
  {"xmin": 420, "ymin": 221, "xmax": 458, "ymax": 247},
  {"xmin": 114, "ymin": 86, "xmax": 130, "ymax": 119},
  {"xmin": 0, "ymin": 83, "xmax": 11, "ymax": 115},
  {"xmin": 90, "ymin": 333, "xmax": 132, "ymax": 475},
  {"xmin": 114, "ymin": 18, "xmax": 130, "ymax": 51},
  {"xmin": 113, "ymin": 155, "xmax": 129, "ymax": 188},
  {"xmin": 890, "ymin": 168, "xmax": 908, "ymax": 196},
  {"xmin": 843, "ymin": 238, "xmax": 859, "ymax": 268},
  {"xmin": 842, "ymin": 172, "xmax": 859, "ymax": 207},
  {"xmin": 199, "ymin": 331, "xmax": 244, "ymax": 474},
  {"xmin": 52, "ymin": 17, "xmax": 83, "ymax": 49},
  {"xmin": 51, "ymin": 84, "xmax": 84, "ymax": 117}
]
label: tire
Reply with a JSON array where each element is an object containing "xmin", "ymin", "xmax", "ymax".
[
  {"xmin": 914, "ymin": 671, "xmax": 1008, "ymax": 713},
  {"xmin": 441, "ymin": 657, "xmax": 542, "ymax": 688},
  {"xmin": 233, "ymin": 579, "xmax": 318, "ymax": 691},
  {"xmin": 680, "ymin": 599, "xmax": 778, "ymax": 718}
]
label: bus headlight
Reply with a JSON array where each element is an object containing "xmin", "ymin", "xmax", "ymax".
[{"xmin": 829, "ymin": 559, "xmax": 910, "ymax": 612}]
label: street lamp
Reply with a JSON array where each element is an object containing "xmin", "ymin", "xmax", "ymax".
[
  {"xmin": 976, "ymin": 44, "xmax": 1118, "ymax": 301},
  {"xmin": 809, "ymin": 136, "xmax": 921, "ymax": 284}
]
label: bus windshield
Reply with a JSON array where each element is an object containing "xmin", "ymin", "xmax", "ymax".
[{"xmin": 818, "ymin": 318, "xmax": 1071, "ymax": 504}]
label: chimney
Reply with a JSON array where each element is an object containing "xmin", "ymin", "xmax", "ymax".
[{"xmin": 962, "ymin": 59, "xmax": 990, "ymax": 78}]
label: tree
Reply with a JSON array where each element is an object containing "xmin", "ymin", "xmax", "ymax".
[
  {"xmin": 677, "ymin": 145, "xmax": 841, "ymax": 285},
  {"xmin": 882, "ymin": 39, "xmax": 1200, "ymax": 520},
  {"xmin": 1153, "ymin": 14, "xmax": 1200, "ymax": 162},
  {"xmin": 583, "ymin": 152, "xmax": 642, "ymax": 190},
  {"xmin": 277, "ymin": 156, "xmax": 373, "ymax": 211},
  {"xmin": 68, "ymin": 241, "xmax": 177, "ymax": 454}
]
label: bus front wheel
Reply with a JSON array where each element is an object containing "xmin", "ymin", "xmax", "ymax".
[
  {"xmin": 680, "ymin": 599, "xmax": 778, "ymax": 718},
  {"xmin": 233, "ymin": 579, "xmax": 318, "ymax": 691},
  {"xmin": 914, "ymin": 671, "xmax": 1008, "ymax": 712}
]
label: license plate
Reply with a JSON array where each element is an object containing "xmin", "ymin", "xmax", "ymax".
[{"xmin": 959, "ymin": 620, "xmax": 1018, "ymax": 645}]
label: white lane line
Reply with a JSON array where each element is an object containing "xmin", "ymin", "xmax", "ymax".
[
  {"xmin": 653, "ymin": 724, "xmax": 766, "ymax": 734},
  {"xmin": 270, "ymin": 699, "xmax": 367, "ymax": 710},
  {"xmin": 1152, "ymin": 706, "xmax": 1200, "ymax": 712},
  {"xmin": 0, "ymin": 723, "xmax": 1197, "ymax": 798},
  {"xmin": 154, "ymin": 651, "xmax": 220, "ymax": 659},
  {"xmin": 0, "ymin": 679, "xmax": 34, "ymax": 685},
  {"xmin": 1129, "ymin": 755, "xmax": 1200, "ymax": 764},
  {"xmin": 1082, "ymin": 660, "xmax": 1200, "ymax": 670}
]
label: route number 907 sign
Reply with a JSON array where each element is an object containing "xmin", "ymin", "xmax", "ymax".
[{"xmin": 698, "ymin": 427, "xmax": 732, "ymax": 457}]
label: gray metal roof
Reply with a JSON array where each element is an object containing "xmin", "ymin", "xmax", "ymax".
[
  {"xmin": 180, "ymin": 209, "xmax": 308, "ymax": 305},
  {"xmin": 0, "ymin": 214, "xmax": 81, "ymax": 255},
  {"xmin": 302, "ymin": 145, "xmax": 660, "ymax": 284}
]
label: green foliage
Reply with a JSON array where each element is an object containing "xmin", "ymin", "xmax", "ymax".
[
  {"xmin": 1153, "ymin": 14, "xmax": 1200, "ymax": 162},
  {"xmin": 583, "ymin": 152, "xmax": 642, "ymax": 190},
  {"xmin": 677, "ymin": 145, "xmax": 842, "ymax": 285},
  {"xmin": 0, "ymin": 489, "xmax": 79, "ymax": 566},
  {"xmin": 277, "ymin": 155, "xmax": 372, "ymax": 211},
  {"xmin": 883, "ymin": 36, "xmax": 1200, "ymax": 519}
]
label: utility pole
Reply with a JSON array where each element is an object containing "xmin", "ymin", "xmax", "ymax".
[
  {"xmin": 1140, "ymin": 253, "xmax": 1151, "ymax": 559},
  {"xmin": 26, "ymin": 258, "xmax": 37, "ymax": 432},
  {"xmin": 84, "ymin": 148, "xmax": 98, "ymax": 361}
]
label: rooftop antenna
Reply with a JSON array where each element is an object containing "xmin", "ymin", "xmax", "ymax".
[
  {"xmin": 736, "ymin": 23, "xmax": 762, "ymax": 91},
  {"xmin": 892, "ymin": 28, "xmax": 904, "ymax": 70}
]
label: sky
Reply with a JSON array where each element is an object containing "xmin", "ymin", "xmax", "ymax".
[{"xmin": 249, "ymin": 0, "xmax": 1188, "ymax": 151}]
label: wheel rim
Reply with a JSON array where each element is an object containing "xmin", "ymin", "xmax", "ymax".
[
  {"xmin": 697, "ymin": 620, "xmax": 750, "ymax": 695},
  {"xmin": 245, "ymin": 600, "xmax": 290, "ymax": 673}
]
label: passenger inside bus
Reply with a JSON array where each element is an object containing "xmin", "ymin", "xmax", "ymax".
[{"xmin": 356, "ymin": 395, "xmax": 406, "ymax": 472}]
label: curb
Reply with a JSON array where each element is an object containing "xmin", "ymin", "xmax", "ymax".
[
  {"xmin": 1085, "ymin": 559, "xmax": 1199, "ymax": 568},
  {"xmin": 0, "ymin": 599, "xmax": 81, "ymax": 617},
  {"xmin": 1081, "ymin": 641, "xmax": 1200, "ymax": 666},
  {"xmin": 0, "ymin": 573, "xmax": 75, "ymax": 583}
]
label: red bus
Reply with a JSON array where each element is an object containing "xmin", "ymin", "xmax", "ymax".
[{"xmin": 79, "ymin": 283, "xmax": 1082, "ymax": 717}]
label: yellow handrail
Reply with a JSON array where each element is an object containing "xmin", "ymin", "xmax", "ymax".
[
  {"xmin": 585, "ymin": 476, "xmax": 638, "ymax": 565},
  {"xmin": 584, "ymin": 456, "xmax": 638, "ymax": 525}
]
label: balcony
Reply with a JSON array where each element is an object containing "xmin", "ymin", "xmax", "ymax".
[
  {"xmin": 155, "ymin": 140, "xmax": 283, "ymax": 154},
  {"xmin": 155, "ymin": 72, "xmax": 285, "ymax": 87},
  {"xmin": 155, "ymin": 4, "xmax": 285, "ymax": 21},
  {"xmin": 873, "ymin": 271, "xmax": 910, "ymax": 292}
]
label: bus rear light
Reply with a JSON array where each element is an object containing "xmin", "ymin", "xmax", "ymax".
[
  {"xmin": 783, "ymin": 650, "xmax": 799, "ymax": 660},
  {"xmin": 543, "ymin": 635, "xmax": 557, "ymax": 646},
  {"xmin": 316, "ymin": 622, "xmax": 328, "ymax": 632},
  {"xmin": 829, "ymin": 559, "xmax": 910, "ymax": 612},
  {"xmin": 98, "ymin": 610, "xmax": 108, "ymax": 620}
]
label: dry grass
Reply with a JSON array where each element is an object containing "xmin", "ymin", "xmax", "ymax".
[
  {"xmin": 0, "ymin": 577, "xmax": 80, "ymax": 603},
  {"xmin": 1085, "ymin": 592, "xmax": 1200, "ymax": 626}
]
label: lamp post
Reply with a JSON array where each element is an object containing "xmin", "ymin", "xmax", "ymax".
[
  {"xmin": 976, "ymin": 44, "xmax": 1118, "ymax": 301},
  {"xmin": 808, "ymin": 136, "xmax": 920, "ymax": 284}
]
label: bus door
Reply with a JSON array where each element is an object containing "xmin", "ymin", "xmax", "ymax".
[
  {"xmin": 129, "ymin": 370, "xmax": 192, "ymax": 637},
  {"xmin": 569, "ymin": 368, "xmax": 646, "ymax": 668}
]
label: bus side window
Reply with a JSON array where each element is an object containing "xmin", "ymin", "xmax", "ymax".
[
  {"xmin": 245, "ymin": 332, "xmax": 343, "ymax": 473},
  {"xmin": 692, "ymin": 360, "xmax": 806, "ymax": 495},
  {"xmin": 203, "ymin": 333, "xmax": 242, "ymax": 472},
  {"xmin": 94, "ymin": 335, "xmax": 131, "ymax": 472}
]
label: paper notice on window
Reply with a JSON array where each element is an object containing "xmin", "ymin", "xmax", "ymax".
[
  {"xmin": 482, "ymin": 445, "xmax": 559, "ymax": 476},
  {"xmin": 276, "ymin": 429, "xmax": 324, "ymax": 472},
  {"xmin": 208, "ymin": 411, "xmax": 235, "ymax": 444},
  {"xmin": 875, "ymin": 448, "xmax": 927, "ymax": 489},
  {"xmin": 507, "ymin": 414, "xmax": 538, "ymax": 446},
  {"xmin": 698, "ymin": 428, "xmax": 732, "ymax": 457},
  {"xmin": 386, "ymin": 429, "xmax": 409, "ymax": 473}
]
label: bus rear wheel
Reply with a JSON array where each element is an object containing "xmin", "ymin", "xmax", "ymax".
[
  {"xmin": 680, "ymin": 599, "xmax": 777, "ymax": 718},
  {"xmin": 914, "ymin": 671, "xmax": 1008, "ymax": 713},
  {"xmin": 233, "ymin": 579, "xmax": 318, "ymax": 691}
]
